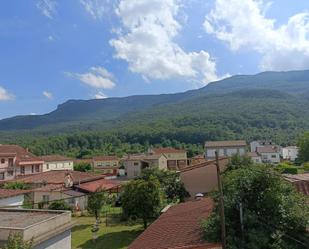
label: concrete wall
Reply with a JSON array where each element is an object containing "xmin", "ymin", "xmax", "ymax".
[
  {"xmin": 282, "ymin": 147, "xmax": 299, "ymax": 161},
  {"xmin": 124, "ymin": 160, "xmax": 142, "ymax": 179},
  {"xmin": 93, "ymin": 160, "xmax": 119, "ymax": 168},
  {"xmin": 180, "ymin": 158, "xmax": 228, "ymax": 199},
  {"xmin": 206, "ymin": 147, "xmax": 246, "ymax": 159},
  {"xmin": 0, "ymin": 195, "xmax": 24, "ymax": 208},
  {"xmin": 163, "ymin": 152, "xmax": 187, "ymax": 161},
  {"xmin": 43, "ymin": 161, "xmax": 73, "ymax": 172},
  {"xmin": 35, "ymin": 229, "xmax": 71, "ymax": 249}
]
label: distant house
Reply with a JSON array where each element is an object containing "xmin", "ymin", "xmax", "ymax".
[
  {"xmin": 205, "ymin": 140, "xmax": 247, "ymax": 159},
  {"xmin": 256, "ymin": 145, "xmax": 280, "ymax": 164},
  {"xmin": 250, "ymin": 140, "xmax": 275, "ymax": 153},
  {"xmin": 40, "ymin": 155, "xmax": 74, "ymax": 172},
  {"xmin": 149, "ymin": 147, "xmax": 187, "ymax": 170},
  {"xmin": 123, "ymin": 154, "xmax": 168, "ymax": 179},
  {"xmin": 0, "ymin": 145, "xmax": 44, "ymax": 181},
  {"xmin": 0, "ymin": 208, "xmax": 72, "ymax": 249},
  {"xmin": 93, "ymin": 156, "xmax": 119, "ymax": 174},
  {"xmin": 180, "ymin": 158, "xmax": 229, "ymax": 198},
  {"xmin": 281, "ymin": 146, "xmax": 299, "ymax": 161},
  {"xmin": 0, "ymin": 189, "xmax": 29, "ymax": 208},
  {"xmin": 128, "ymin": 198, "xmax": 222, "ymax": 249},
  {"xmin": 10, "ymin": 170, "xmax": 118, "ymax": 210},
  {"xmin": 246, "ymin": 152, "xmax": 262, "ymax": 163}
]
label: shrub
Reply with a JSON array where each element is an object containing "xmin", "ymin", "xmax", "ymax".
[
  {"xmin": 74, "ymin": 162, "xmax": 92, "ymax": 172},
  {"xmin": 48, "ymin": 200, "xmax": 71, "ymax": 210}
]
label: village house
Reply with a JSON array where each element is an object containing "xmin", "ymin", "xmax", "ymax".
[
  {"xmin": 0, "ymin": 208, "xmax": 72, "ymax": 249},
  {"xmin": 180, "ymin": 158, "xmax": 229, "ymax": 199},
  {"xmin": 149, "ymin": 147, "xmax": 188, "ymax": 170},
  {"xmin": 8, "ymin": 170, "xmax": 121, "ymax": 210},
  {"xmin": 40, "ymin": 155, "xmax": 74, "ymax": 172},
  {"xmin": 93, "ymin": 155, "xmax": 119, "ymax": 174},
  {"xmin": 256, "ymin": 145, "xmax": 281, "ymax": 164},
  {"xmin": 128, "ymin": 197, "xmax": 222, "ymax": 249},
  {"xmin": 250, "ymin": 140, "xmax": 275, "ymax": 152},
  {"xmin": 0, "ymin": 189, "xmax": 30, "ymax": 208},
  {"xmin": 281, "ymin": 146, "xmax": 299, "ymax": 161},
  {"xmin": 0, "ymin": 145, "xmax": 44, "ymax": 181},
  {"xmin": 246, "ymin": 152, "xmax": 262, "ymax": 163},
  {"xmin": 123, "ymin": 154, "xmax": 168, "ymax": 179},
  {"xmin": 205, "ymin": 140, "xmax": 247, "ymax": 159}
]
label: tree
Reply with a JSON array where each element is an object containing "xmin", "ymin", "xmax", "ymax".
[
  {"xmin": 140, "ymin": 168, "xmax": 190, "ymax": 202},
  {"xmin": 202, "ymin": 162, "xmax": 309, "ymax": 249},
  {"xmin": 225, "ymin": 154, "xmax": 253, "ymax": 171},
  {"xmin": 122, "ymin": 177, "xmax": 161, "ymax": 229},
  {"xmin": 298, "ymin": 131, "xmax": 309, "ymax": 163},
  {"xmin": 3, "ymin": 182, "xmax": 29, "ymax": 190},
  {"xmin": 74, "ymin": 162, "xmax": 92, "ymax": 172},
  {"xmin": 87, "ymin": 191, "xmax": 108, "ymax": 222},
  {"xmin": 4, "ymin": 233, "xmax": 33, "ymax": 249}
]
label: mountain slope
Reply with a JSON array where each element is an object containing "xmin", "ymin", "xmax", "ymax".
[{"xmin": 1, "ymin": 70, "xmax": 309, "ymax": 140}]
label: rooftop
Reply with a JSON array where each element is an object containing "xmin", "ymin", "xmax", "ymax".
[
  {"xmin": 205, "ymin": 140, "xmax": 247, "ymax": 148},
  {"xmin": 76, "ymin": 178, "xmax": 121, "ymax": 193},
  {"xmin": 181, "ymin": 158, "xmax": 228, "ymax": 173},
  {"xmin": 0, "ymin": 189, "xmax": 30, "ymax": 199},
  {"xmin": 284, "ymin": 173, "xmax": 309, "ymax": 196},
  {"xmin": 0, "ymin": 144, "xmax": 43, "ymax": 164},
  {"xmin": 15, "ymin": 170, "xmax": 104, "ymax": 184},
  {"xmin": 128, "ymin": 198, "xmax": 221, "ymax": 249},
  {"xmin": 256, "ymin": 145, "xmax": 280, "ymax": 153},
  {"xmin": 246, "ymin": 152, "xmax": 259, "ymax": 157},
  {"xmin": 40, "ymin": 155, "xmax": 73, "ymax": 162},
  {"xmin": 151, "ymin": 147, "xmax": 187, "ymax": 154},
  {"xmin": 93, "ymin": 156, "xmax": 118, "ymax": 161}
]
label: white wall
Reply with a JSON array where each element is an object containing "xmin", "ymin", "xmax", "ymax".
[
  {"xmin": 281, "ymin": 147, "xmax": 299, "ymax": 161},
  {"xmin": 43, "ymin": 161, "xmax": 73, "ymax": 172},
  {"xmin": 35, "ymin": 229, "xmax": 71, "ymax": 249},
  {"xmin": 206, "ymin": 147, "xmax": 246, "ymax": 159},
  {"xmin": 0, "ymin": 195, "xmax": 24, "ymax": 208},
  {"xmin": 260, "ymin": 153, "xmax": 280, "ymax": 163}
]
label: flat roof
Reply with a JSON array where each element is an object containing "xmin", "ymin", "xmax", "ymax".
[{"xmin": 0, "ymin": 210, "xmax": 60, "ymax": 228}]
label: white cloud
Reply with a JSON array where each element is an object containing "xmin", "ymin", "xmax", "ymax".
[
  {"xmin": 43, "ymin": 91, "xmax": 53, "ymax": 100},
  {"xmin": 80, "ymin": 0, "xmax": 114, "ymax": 20},
  {"xmin": 0, "ymin": 86, "xmax": 14, "ymax": 101},
  {"xmin": 47, "ymin": 35, "xmax": 55, "ymax": 41},
  {"xmin": 204, "ymin": 0, "xmax": 309, "ymax": 71},
  {"xmin": 110, "ymin": 0, "xmax": 220, "ymax": 85},
  {"xmin": 94, "ymin": 91, "xmax": 107, "ymax": 99},
  {"xmin": 36, "ymin": 0, "xmax": 57, "ymax": 19},
  {"xmin": 66, "ymin": 66, "xmax": 116, "ymax": 89}
]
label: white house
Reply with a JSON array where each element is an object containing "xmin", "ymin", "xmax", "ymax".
[
  {"xmin": 250, "ymin": 140, "xmax": 275, "ymax": 152},
  {"xmin": 41, "ymin": 155, "xmax": 74, "ymax": 172},
  {"xmin": 246, "ymin": 152, "xmax": 262, "ymax": 163},
  {"xmin": 256, "ymin": 146, "xmax": 280, "ymax": 164},
  {"xmin": 205, "ymin": 140, "xmax": 247, "ymax": 159},
  {"xmin": 281, "ymin": 146, "xmax": 299, "ymax": 161},
  {"xmin": 0, "ymin": 189, "xmax": 29, "ymax": 208}
]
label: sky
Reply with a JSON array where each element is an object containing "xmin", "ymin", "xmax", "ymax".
[{"xmin": 1, "ymin": 0, "xmax": 309, "ymax": 119}]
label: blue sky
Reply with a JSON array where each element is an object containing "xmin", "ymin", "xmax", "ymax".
[{"xmin": 0, "ymin": 0, "xmax": 309, "ymax": 119}]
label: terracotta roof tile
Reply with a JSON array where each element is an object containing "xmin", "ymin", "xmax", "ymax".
[
  {"xmin": 205, "ymin": 140, "xmax": 247, "ymax": 148},
  {"xmin": 76, "ymin": 179, "xmax": 121, "ymax": 193},
  {"xmin": 0, "ymin": 145, "xmax": 43, "ymax": 164},
  {"xmin": 15, "ymin": 170, "xmax": 104, "ymax": 185},
  {"xmin": 181, "ymin": 158, "xmax": 228, "ymax": 173},
  {"xmin": 128, "ymin": 198, "xmax": 221, "ymax": 249},
  {"xmin": 256, "ymin": 146, "xmax": 280, "ymax": 153},
  {"xmin": 0, "ymin": 189, "xmax": 30, "ymax": 199},
  {"xmin": 152, "ymin": 147, "xmax": 187, "ymax": 154},
  {"xmin": 40, "ymin": 155, "xmax": 73, "ymax": 162}
]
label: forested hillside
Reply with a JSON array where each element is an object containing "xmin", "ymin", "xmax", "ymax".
[{"xmin": 1, "ymin": 70, "xmax": 309, "ymax": 157}]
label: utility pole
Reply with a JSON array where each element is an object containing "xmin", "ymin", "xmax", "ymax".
[
  {"xmin": 215, "ymin": 150, "xmax": 226, "ymax": 249},
  {"xmin": 239, "ymin": 201, "xmax": 244, "ymax": 242}
]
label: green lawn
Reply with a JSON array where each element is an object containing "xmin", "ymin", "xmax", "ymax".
[{"xmin": 71, "ymin": 215, "xmax": 143, "ymax": 249}]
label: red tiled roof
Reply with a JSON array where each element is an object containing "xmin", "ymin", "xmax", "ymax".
[
  {"xmin": 15, "ymin": 170, "xmax": 104, "ymax": 185},
  {"xmin": 256, "ymin": 146, "xmax": 279, "ymax": 153},
  {"xmin": 76, "ymin": 179, "xmax": 121, "ymax": 193},
  {"xmin": 0, "ymin": 189, "xmax": 30, "ymax": 199},
  {"xmin": 93, "ymin": 156, "xmax": 118, "ymax": 161},
  {"xmin": 181, "ymin": 158, "xmax": 228, "ymax": 173},
  {"xmin": 292, "ymin": 181, "xmax": 309, "ymax": 196},
  {"xmin": 205, "ymin": 140, "xmax": 247, "ymax": 148},
  {"xmin": 152, "ymin": 147, "xmax": 187, "ymax": 154},
  {"xmin": 40, "ymin": 155, "xmax": 73, "ymax": 162},
  {"xmin": 128, "ymin": 198, "xmax": 221, "ymax": 249},
  {"xmin": 0, "ymin": 145, "xmax": 43, "ymax": 164}
]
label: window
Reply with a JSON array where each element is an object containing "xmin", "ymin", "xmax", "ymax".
[
  {"xmin": 8, "ymin": 158, "xmax": 13, "ymax": 167},
  {"xmin": 0, "ymin": 173, "xmax": 4, "ymax": 180},
  {"xmin": 46, "ymin": 164, "xmax": 49, "ymax": 170},
  {"xmin": 134, "ymin": 162, "xmax": 139, "ymax": 166},
  {"xmin": 20, "ymin": 166, "xmax": 25, "ymax": 174},
  {"xmin": 271, "ymin": 154, "xmax": 277, "ymax": 158},
  {"xmin": 35, "ymin": 165, "xmax": 40, "ymax": 172},
  {"xmin": 31, "ymin": 165, "xmax": 34, "ymax": 173},
  {"xmin": 7, "ymin": 170, "xmax": 13, "ymax": 176},
  {"xmin": 1, "ymin": 159, "xmax": 5, "ymax": 164}
]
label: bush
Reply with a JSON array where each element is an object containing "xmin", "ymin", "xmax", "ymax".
[
  {"xmin": 282, "ymin": 167, "xmax": 298, "ymax": 174},
  {"xmin": 48, "ymin": 200, "xmax": 71, "ymax": 210},
  {"xmin": 303, "ymin": 162, "xmax": 309, "ymax": 172},
  {"xmin": 3, "ymin": 182, "xmax": 29, "ymax": 190},
  {"xmin": 74, "ymin": 162, "xmax": 92, "ymax": 172}
]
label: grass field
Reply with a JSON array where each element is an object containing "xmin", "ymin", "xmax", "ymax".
[{"xmin": 71, "ymin": 215, "xmax": 143, "ymax": 249}]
